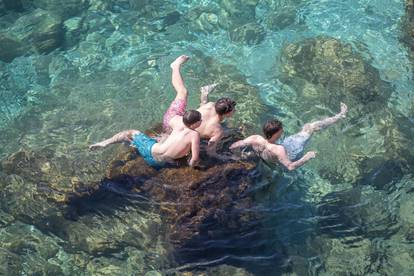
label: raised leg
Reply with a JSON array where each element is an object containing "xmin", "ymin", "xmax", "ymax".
[
  {"xmin": 301, "ymin": 102, "xmax": 348, "ymax": 136},
  {"xmin": 170, "ymin": 55, "xmax": 190, "ymax": 101},
  {"xmin": 200, "ymin": 83, "xmax": 218, "ymax": 105},
  {"xmin": 89, "ymin": 130, "xmax": 140, "ymax": 150}
]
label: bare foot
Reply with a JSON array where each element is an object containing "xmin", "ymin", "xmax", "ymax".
[
  {"xmin": 200, "ymin": 83, "xmax": 218, "ymax": 96},
  {"xmin": 170, "ymin": 55, "xmax": 190, "ymax": 69},
  {"xmin": 89, "ymin": 142, "xmax": 106, "ymax": 151},
  {"xmin": 338, "ymin": 102, "xmax": 348, "ymax": 118}
]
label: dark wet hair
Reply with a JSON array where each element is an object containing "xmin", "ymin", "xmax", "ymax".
[
  {"xmin": 263, "ymin": 119, "xmax": 283, "ymax": 139},
  {"xmin": 215, "ymin": 98, "xmax": 236, "ymax": 116},
  {"xmin": 183, "ymin": 110, "xmax": 201, "ymax": 127}
]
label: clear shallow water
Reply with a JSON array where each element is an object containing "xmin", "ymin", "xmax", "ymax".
[{"xmin": 0, "ymin": 0, "xmax": 414, "ymax": 275}]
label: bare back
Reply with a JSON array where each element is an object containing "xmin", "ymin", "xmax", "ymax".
[
  {"xmin": 152, "ymin": 128, "xmax": 199, "ymax": 162},
  {"xmin": 196, "ymin": 102, "xmax": 222, "ymax": 139},
  {"xmin": 167, "ymin": 102, "xmax": 221, "ymax": 140}
]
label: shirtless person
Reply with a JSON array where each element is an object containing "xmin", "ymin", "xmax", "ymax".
[
  {"xmin": 89, "ymin": 110, "xmax": 202, "ymax": 168},
  {"xmin": 230, "ymin": 103, "xmax": 348, "ymax": 171},
  {"xmin": 163, "ymin": 55, "xmax": 236, "ymax": 158}
]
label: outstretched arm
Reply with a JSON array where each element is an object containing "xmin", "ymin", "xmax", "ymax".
[
  {"xmin": 206, "ymin": 129, "xmax": 236, "ymax": 161},
  {"xmin": 276, "ymin": 147, "xmax": 316, "ymax": 171},
  {"xmin": 229, "ymin": 135, "xmax": 258, "ymax": 150},
  {"xmin": 229, "ymin": 139, "xmax": 248, "ymax": 150}
]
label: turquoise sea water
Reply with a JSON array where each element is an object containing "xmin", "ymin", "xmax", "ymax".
[{"xmin": 1, "ymin": 0, "xmax": 414, "ymax": 275}]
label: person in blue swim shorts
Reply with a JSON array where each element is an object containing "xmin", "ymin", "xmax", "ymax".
[
  {"xmin": 89, "ymin": 110, "xmax": 202, "ymax": 168},
  {"xmin": 229, "ymin": 103, "xmax": 348, "ymax": 170}
]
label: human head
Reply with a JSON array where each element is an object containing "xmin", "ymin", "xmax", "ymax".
[
  {"xmin": 215, "ymin": 98, "xmax": 236, "ymax": 117},
  {"xmin": 183, "ymin": 110, "xmax": 202, "ymax": 129},
  {"xmin": 263, "ymin": 119, "xmax": 283, "ymax": 140}
]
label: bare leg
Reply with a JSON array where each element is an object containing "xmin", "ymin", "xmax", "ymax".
[
  {"xmin": 89, "ymin": 130, "xmax": 140, "ymax": 150},
  {"xmin": 170, "ymin": 55, "xmax": 190, "ymax": 100},
  {"xmin": 200, "ymin": 83, "xmax": 218, "ymax": 105},
  {"xmin": 301, "ymin": 102, "xmax": 348, "ymax": 136}
]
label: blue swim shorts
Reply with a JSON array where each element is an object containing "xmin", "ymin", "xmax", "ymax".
[
  {"xmin": 131, "ymin": 133, "xmax": 164, "ymax": 168},
  {"xmin": 281, "ymin": 132, "xmax": 311, "ymax": 161}
]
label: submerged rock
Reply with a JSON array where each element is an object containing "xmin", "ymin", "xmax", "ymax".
[
  {"xmin": 401, "ymin": 0, "xmax": 414, "ymax": 74},
  {"xmin": 277, "ymin": 36, "xmax": 414, "ymax": 185},
  {"xmin": 32, "ymin": 0, "xmax": 89, "ymax": 20},
  {"xmin": 219, "ymin": 0, "xmax": 259, "ymax": 28},
  {"xmin": 0, "ymin": 9, "xmax": 63, "ymax": 62},
  {"xmin": 63, "ymin": 16, "xmax": 83, "ymax": 48},
  {"xmin": 179, "ymin": 264, "xmax": 253, "ymax": 275},
  {"xmin": 104, "ymin": 148, "xmax": 261, "ymax": 252},
  {"xmin": 1, "ymin": 0, "xmax": 24, "ymax": 13},
  {"xmin": 0, "ymin": 248, "xmax": 22, "ymax": 276},
  {"xmin": 230, "ymin": 22, "xmax": 266, "ymax": 46},
  {"xmin": 280, "ymin": 37, "xmax": 391, "ymax": 106}
]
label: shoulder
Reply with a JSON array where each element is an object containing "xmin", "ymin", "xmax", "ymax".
[
  {"xmin": 189, "ymin": 129, "xmax": 200, "ymax": 139},
  {"xmin": 249, "ymin": 135, "xmax": 263, "ymax": 141},
  {"xmin": 199, "ymin": 102, "xmax": 215, "ymax": 112},
  {"xmin": 269, "ymin": 144, "xmax": 285, "ymax": 154},
  {"xmin": 206, "ymin": 102, "xmax": 215, "ymax": 108}
]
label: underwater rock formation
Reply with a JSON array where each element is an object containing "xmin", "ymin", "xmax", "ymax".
[
  {"xmin": 230, "ymin": 22, "xmax": 266, "ymax": 46},
  {"xmin": 0, "ymin": 0, "xmax": 24, "ymax": 13},
  {"xmin": 180, "ymin": 264, "xmax": 253, "ymax": 276},
  {"xmin": 0, "ymin": 133, "xmax": 267, "ymax": 272},
  {"xmin": 278, "ymin": 36, "xmax": 414, "ymax": 185},
  {"xmin": 0, "ymin": 9, "xmax": 63, "ymax": 62},
  {"xmin": 302, "ymin": 175, "xmax": 414, "ymax": 276},
  {"xmin": 280, "ymin": 37, "xmax": 391, "ymax": 107},
  {"xmin": 219, "ymin": 0, "xmax": 259, "ymax": 28},
  {"xmin": 103, "ymin": 147, "xmax": 262, "ymax": 260},
  {"xmin": 32, "ymin": 0, "xmax": 89, "ymax": 20},
  {"xmin": 401, "ymin": 0, "xmax": 414, "ymax": 74}
]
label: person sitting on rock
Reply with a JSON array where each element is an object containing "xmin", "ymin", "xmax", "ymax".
[
  {"xmin": 164, "ymin": 55, "xmax": 236, "ymax": 160},
  {"xmin": 89, "ymin": 110, "xmax": 202, "ymax": 168},
  {"xmin": 230, "ymin": 103, "xmax": 348, "ymax": 170}
]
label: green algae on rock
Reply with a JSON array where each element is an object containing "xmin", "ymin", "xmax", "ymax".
[{"xmin": 104, "ymin": 148, "xmax": 261, "ymax": 250}]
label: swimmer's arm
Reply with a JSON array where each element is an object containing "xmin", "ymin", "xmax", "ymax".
[
  {"xmin": 229, "ymin": 139, "xmax": 249, "ymax": 150},
  {"xmin": 188, "ymin": 132, "xmax": 200, "ymax": 167},
  {"xmin": 206, "ymin": 129, "xmax": 231, "ymax": 160},
  {"xmin": 275, "ymin": 147, "xmax": 317, "ymax": 171},
  {"xmin": 229, "ymin": 136, "xmax": 257, "ymax": 150},
  {"xmin": 206, "ymin": 132, "xmax": 221, "ymax": 156}
]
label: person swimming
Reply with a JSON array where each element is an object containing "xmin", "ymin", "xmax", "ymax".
[
  {"xmin": 163, "ymin": 55, "xmax": 237, "ymax": 160},
  {"xmin": 89, "ymin": 110, "xmax": 202, "ymax": 168},
  {"xmin": 230, "ymin": 103, "xmax": 348, "ymax": 170}
]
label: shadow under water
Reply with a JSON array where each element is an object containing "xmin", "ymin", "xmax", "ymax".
[{"xmin": 62, "ymin": 145, "xmax": 291, "ymax": 274}]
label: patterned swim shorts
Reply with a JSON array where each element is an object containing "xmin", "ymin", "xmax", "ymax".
[
  {"xmin": 281, "ymin": 132, "xmax": 311, "ymax": 161},
  {"xmin": 162, "ymin": 98, "xmax": 187, "ymax": 133}
]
